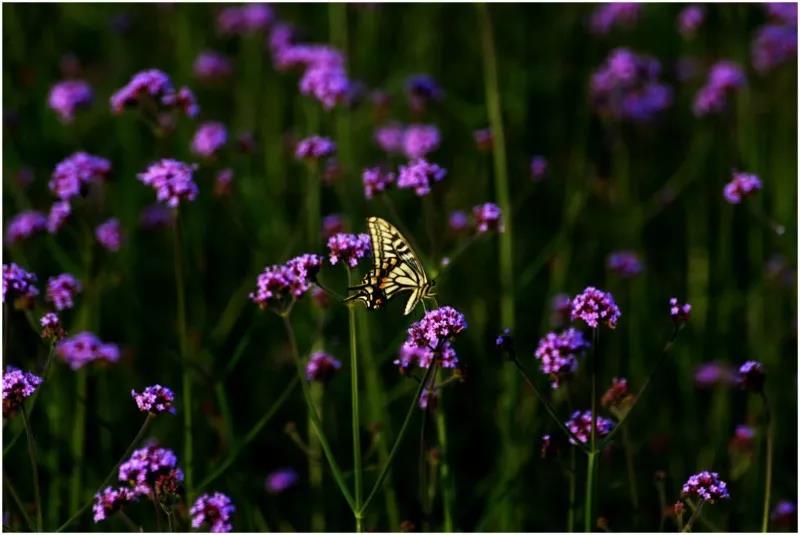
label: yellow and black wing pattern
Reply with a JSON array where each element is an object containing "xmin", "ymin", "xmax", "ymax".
[{"xmin": 344, "ymin": 217, "xmax": 433, "ymax": 315}]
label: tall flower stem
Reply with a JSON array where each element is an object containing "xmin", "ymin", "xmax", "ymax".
[
  {"xmin": 621, "ymin": 426, "xmax": 639, "ymax": 511},
  {"xmin": 567, "ymin": 447, "xmax": 576, "ymax": 532},
  {"xmin": 69, "ymin": 369, "xmax": 87, "ymax": 515},
  {"xmin": 585, "ymin": 328, "xmax": 599, "ymax": 532},
  {"xmin": 4, "ymin": 472, "xmax": 35, "ymax": 531},
  {"xmin": 306, "ymin": 161, "xmax": 321, "ymax": 250},
  {"xmin": 435, "ymin": 389, "xmax": 454, "ymax": 531},
  {"xmin": 57, "ymin": 414, "xmax": 155, "ymax": 532},
  {"xmin": 346, "ymin": 269, "xmax": 364, "ymax": 531},
  {"xmin": 681, "ymin": 501, "xmax": 704, "ymax": 533},
  {"xmin": 21, "ymin": 407, "xmax": 43, "ymax": 531},
  {"xmin": 172, "ymin": 213, "xmax": 193, "ymax": 500},
  {"xmin": 5, "ymin": 343, "xmax": 56, "ymax": 457},
  {"xmin": 760, "ymin": 391, "xmax": 773, "ymax": 532}
]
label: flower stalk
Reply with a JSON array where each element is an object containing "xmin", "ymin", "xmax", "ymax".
[{"xmin": 346, "ymin": 268, "xmax": 364, "ymax": 532}]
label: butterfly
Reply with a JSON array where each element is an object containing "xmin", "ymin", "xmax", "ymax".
[{"xmin": 344, "ymin": 217, "xmax": 436, "ymax": 315}]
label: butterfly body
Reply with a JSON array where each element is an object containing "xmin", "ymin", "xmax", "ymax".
[{"xmin": 345, "ymin": 217, "xmax": 435, "ymax": 315}]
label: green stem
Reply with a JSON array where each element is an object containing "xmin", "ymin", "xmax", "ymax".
[
  {"xmin": 4, "ymin": 472, "xmax": 35, "ymax": 532},
  {"xmin": 306, "ymin": 161, "xmax": 321, "ymax": 250},
  {"xmin": 585, "ymin": 328, "xmax": 599, "ymax": 532},
  {"xmin": 584, "ymin": 451, "xmax": 597, "ymax": 533},
  {"xmin": 69, "ymin": 368, "xmax": 87, "ymax": 516},
  {"xmin": 621, "ymin": 426, "xmax": 639, "ymax": 511},
  {"xmin": 435, "ymin": 393, "xmax": 454, "ymax": 531},
  {"xmin": 567, "ymin": 447, "xmax": 576, "ymax": 532},
  {"xmin": 346, "ymin": 269, "xmax": 364, "ymax": 531},
  {"xmin": 5, "ymin": 343, "xmax": 56, "ymax": 457},
  {"xmin": 57, "ymin": 414, "xmax": 155, "ymax": 532},
  {"xmin": 681, "ymin": 502, "xmax": 703, "ymax": 533},
  {"xmin": 21, "ymin": 407, "xmax": 43, "ymax": 531},
  {"xmin": 760, "ymin": 391, "xmax": 773, "ymax": 532}
]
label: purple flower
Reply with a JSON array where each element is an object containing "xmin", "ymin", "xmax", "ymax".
[
  {"xmin": 530, "ymin": 155, "xmax": 548, "ymax": 181},
  {"xmin": 295, "ymin": 135, "xmax": 336, "ymax": 160},
  {"xmin": 138, "ymin": 159, "xmax": 198, "ymax": 208},
  {"xmin": 770, "ymin": 500, "xmax": 797, "ymax": 526},
  {"xmin": 3, "ymin": 263, "xmax": 39, "ymax": 305},
  {"xmin": 194, "ymin": 51, "xmax": 233, "ymax": 80},
  {"xmin": 46, "ymin": 273, "xmax": 82, "ymax": 311},
  {"xmin": 472, "ymin": 202, "xmax": 504, "ymax": 233},
  {"xmin": 677, "ymin": 5, "xmax": 705, "ymax": 37},
  {"xmin": 305, "ymin": 351, "xmax": 342, "ymax": 382},
  {"xmin": 570, "ymin": 286, "xmax": 621, "ymax": 329},
  {"xmin": 250, "ymin": 254, "xmax": 323, "ymax": 311},
  {"xmin": 591, "ymin": 48, "xmax": 672, "ymax": 121},
  {"xmin": 752, "ymin": 24, "xmax": 797, "ymax": 73},
  {"xmin": 474, "ymin": 128, "xmax": 493, "ymax": 151},
  {"xmin": 375, "ymin": 123, "xmax": 406, "ymax": 154},
  {"xmin": 418, "ymin": 387, "xmax": 439, "ymax": 410},
  {"xmin": 449, "ymin": 210, "xmax": 469, "ymax": 233},
  {"xmin": 96, "ymin": 218, "xmax": 122, "ymax": 252},
  {"xmin": 397, "ymin": 158, "xmax": 447, "ymax": 196},
  {"xmin": 274, "ymin": 45, "xmax": 344, "ymax": 71},
  {"xmin": 171, "ymin": 86, "xmax": 200, "ymax": 118},
  {"xmin": 214, "ymin": 168, "xmax": 234, "ymax": 197},
  {"xmin": 550, "ymin": 293, "xmax": 572, "ymax": 327},
  {"xmin": 41, "ymin": 312, "xmax": 65, "ymax": 341},
  {"xmin": 362, "ymin": 167, "xmax": 395, "ymax": 199},
  {"xmin": 402, "ymin": 124, "xmax": 440, "ymax": 159},
  {"xmin": 92, "ymin": 487, "xmax": 136, "ymax": 523},
  {"xmin": 191, "ymin": 122, "xmax": 228, "ymax": 157},
  {"xmin": 2, "ymin": 366, "xmax": 43, "ymax": 416},
  {"xmin": 693, "ymin": 61, "xmax": 746, "ymax": 116},
  {"xmin": 327, "ymin": 233, "xmax": 371, "ymax": 268},
  {"xmin": 299, "ymin": 63, "xmax": 350, "ymax": 109},
  {"xmin": 268, "ymin": 23, "xmax": 296, "ymax": 56},
  {"xmin": 495, "ymin": 328, "xmax": 515, "ymax": 355},
  {"xmin": 694, "ymin": 361, "xmax": 734, "ymax": 389},
  {"xmin": 681, "ymin": 471, "xmax": 730, "ymax": 503},
  {"xmin": 6, "ymin": 210, "xmax": 47, "ymax": 244},
  {"xmin": 729, "ymin": 424, "xmax": 756, "ymax": 452},
  {"xmin": 50, "ymin": 152, "xmax": 111, "ymax": 200},
  {"xmin": 669, "ymin": 297, "xmax": 692, "ymax": 325},
  {"xmin": 217, "ymin": 3, "xmax": 273, "ymax": 35},
  {"xmin": 607, "ymin": 251, "xmax": 643, "ymax": 278},
  {"xmin": 723, "ymin": 170, "xmax": 763, "ymax": 204},
  {"xmin": 191, "ymin": 492, "xmax": 235, "ymax": 532},
  {"xmin": 534, "ymin": 328, "xmax": 589, "ymax": 388},
  {"xmin": 48, "ymin": 80, "xmax": 93, "ymax": 122},
  {"xmin": 589, "ymin": 3, "xmax": 641, "ymax": 35},
  {"xmin": 110, "ymin": 69, "xmax": 174, "ymax": 114},
  {"xmin": 395, "ymin": 306, "xmax": 467, "ymax": 371},
  {"xmin": 56, "ymin": 331, "xmax": 120, "ymax": 370},
  {"xmin": 119, "ymin": 445, "xmax": 183, "ymax": 497},
  {"xmin": 766, "ymin": 3, "xmax": 798, "ymax": 25},
  {"xmin": 321, "ymin": 214, "xmax": 345, "ymax": 239},
  {"xmin": 47, "ymin": 201, "xmax": 71, "ymax": 234},
  {"xmin": 266, "ymin": 468, "xmax": 298, "ymax": 494},
  {"xmin": 131, "ymin": 385, "xmax": 176, "ymax": 414},
  {"xmin": 737, "ymin": 360, "xmax": 765, "ymax": 392},
  {"xmin": 565, "ymin": 410, "xmax": 614, "ymax": 445},
  {"xmin": 405, "ymin": 74, "xmax": 442, "ymax": 112}
]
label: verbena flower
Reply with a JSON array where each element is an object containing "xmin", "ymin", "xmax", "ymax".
[
  {"xmin": 472, "ymin": 202, "xmax": 504, "ymax": 233},
  {"xmin": 217, "ymin": 3, "xmax": 273, "ymax": 35},
  {"xmin": 405, "ymin": 74, "xmax": 443, "ymax": 112},
  {"xmin": 191, "ymin": 122, "xmax": 228, "ymax": 157},
  {"xmin": 41, "ymin": 312, "xmax": 65, "ymax": 341},
  {"xmin": 56, "ymin": 331, "xmax": 120, "ymax": 370},
  {"xmin": 214, "ymin": 168, "xmax": 234, "ymax": 197},
  {"xmin": 448, "ymin": 210, "xmax": 469, "ymax": 233},
  {"xmin": 162, "ymin": 86, "xmax": 199, "ymax": 118},
  {"xmin": 362, "ymin": 167, "xmax": 395, "ymax": 199},
  {"xmin": 6, "ymin": 210, "xmax": 47, "ymax": 244},
  {"xmin": 565, "ymin": 410, "xmax": 614, "ymax": 445},
  {"xmin": 93, "ymin": 487, "xmax": 136, "ymax": 523},
  {"xmin": 395, "ymin": 306, "xmax": 467, "ymax": 371},
  {"xmin": 680, "ymin": 471, "xmax": 730, "ymax": 503},
  {"xmin": 495, "ymin": 328, "xmax": 515, "ymax": 355},
  {"xmin": 770, "ymin": 500, "xmax": 797, "ymax": 526},
  {"xmin": 693, "ymin": 61, "xmax": 746, "ymax": 116},
  {"xmin": 268, "ymin": 23, "xmax": 296, "ymax": 56},
  {"xmin": 737, "ymin": 360, "xmax": 765, "ymax": 392},
  {"xmin": 46, "ymin": 273, "xmax": 82, "ymax": 311},
  {"xmin": 403, "ymin": 124, "xmax": 440, "ymax": 159},
  {"xmin": 534, "ymin": 328, "xmax": 589, "ymax": 388},
  {"xmin": 50, "ymin": 151, "xmax": 111, "ymax": 200},
  {"xmin": 250, "ymin": 254, "xmax": 323, "ymax": 311},
  {"xmin": 766, "ymin": 3, "xmax": 798, "ymax": 25},
  {"xmin": 2, "ymin": 366, "xmax": 43, "ymax": 416},
  {"xmin": 327, "ymin": 233, "xmax": 371, "ymax": 267},
  {"xmin": 752, "ymin": 23, "xmax": 797, "ymax": 74},
  {"xmin": 418, "ymin": 387, "xmax": 439, "ymax": 410},
  {"xmin": 48, "ymin": 80, "xmax": 93, "ymax": 122},
  {"xmin": 138, "ymin": 159, "xmax": 198, "ymax": 208},
  {"xmin": 321, "ymin": 214, "xmax": 345, "ymax": 238},
  {"xmin": 694, "ymin": 361, "xmax": 734, "ymax": 389},
  {"xmin": 191, "ymin": 492, "xmax": 235, "ymax": 532},
  {"xmin": 550, "ymin": 293, "xmax": 572, "ymax": 327},
  {"xmin": 295, "ymin": 135, "xmax": 336, "ymax": 160},
  {"xmin": 590, "ymin": 48, "xmax": 672, "ymax": 121},
  {"xmin": 119, "ymin": 445, "xmax": 184, "ymax": 497},
  {"xmin": 266, "ymin": 468, "xmax": 298, "ymax": 494},
  {"xmin": 530, "ymin": 155, "xmax": 548, "ymax": 181},
  {"xmin": 194, "ymin": 51, "xmax": 233, "ymax": 80},
  {"xmin": 139, "ymin": 203, "xmax": 174, "ymax": 230},
  {"xmin": 540, "ymin": 433, "xmax": 565, "ymax": 459},
  {"xmin": 677, "ymin": 5, "xmax": 705, "ymax": 38},
  {"xmin": 374, "ymin": 123, "xmax": 406, "ymax": 154},
  {"xmin": 397, "ymin": 158, "xmax": 446, "ymax": 196},
  {"xmin": 111, "ymin": 69, "xmax": 185, "ymax": 115},
  {"xmin": 607, "ymin": 251, "xmax": 643, "ymax": 278},
  {"xmin": 47, "ymin": 201, "xmax": 71, "ymax": 234},
  {"xmin": 131, "ymin": 385, "xmax": 176, "ymax": 414},
  {"xmin": 570, "ymin": 286, "xmax": 621, "ymax": 329},
  {"xmin": 3, "ymin": 263, "xmax": 39, "ymax": 305},
  {"xmin": 589, "ymin": 3, "xmax": 640, "ymax": 35},
  {"xmin": 723, "ymin": 170, "xmax": 762, "ymax": 204},
  {"xmin": 728, "ymin": 424, "xmax": 756, "ymax": 453},
  {"xmin": 96, "ymin": 218, "xmax": 123, "ymax": 252},
  {"xmin": 669, "ymin": 297, "xmax": 692, "ymax": 325},
  {"xmin": 305, "ymin": 351, "xmax": 342, "ymax": 382},
  {"xmin": 299, "ymin": 62, "xmax": 349, "ymax": 109},
  {"xmin": 473, "ymin": 128, "xmax": 493, "ymax": 151}
]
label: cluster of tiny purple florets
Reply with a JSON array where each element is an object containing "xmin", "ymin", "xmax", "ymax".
[
  {"xmin": 395, "ymin": 307, "xmax": 467, "ymax": 371},
  {"xmin": 406, "ymin": 74, "xmax": 443, "ymax": 112},
  {"xmin": 472, "ymin": 203, "xmax": 504, "ymax": 234},
  {"xmin": 565, "ymin": 410, "xmax": 614, "ymax": 445},
  {"xmin": 266, "ymin": 468, "xmax": 298, "ymax": 494},
  {"xmin": 403, "ymin": 124, "xmax": 441, "ymax": 159},
  {"xmin": 192, "ymin": 122, "xmax": 228, "ymax": 157},
  {"xmin": 2, "ymin": 366, "xmax": 44, "ymax": 416},
  {"xmin": 327, "ymin": 233, "xmax": 371, "ymax": 268},
  {"xmin": 737, "ymin": 360, "xmax": 765, "ymax": 392},
  {"xmin": 56, "ymin": 331, "xmax": 120, "ymax": 370},
  {"xmin": 118, "ymin": 445, "xmax": 184, "ymax": 497},
  {"xmin": 47, "ymin": 201, "xmax": 71, "ymax": 234},
  {"xmin": 305, "ymin": 352, "xmax": 342, "ymax": 382},
  {"xmin": 217, "ymin": 3, "xmax": 273, "ymax": 35},
  {"xmin": 41, "ymin": 312, "xmax": 65, "ymax": 341},
  {"xmin": 534, "ymin": 328, "xmax": 589, "ymax": 389},
  {"xmin": 131, "ymin": 385, "xmax": 176, "ymax": 414},
  {"xmin": 46, "ymin": 273, "xmax": 82, "ymax": 311},
  {"xmin": 3, "ymin": 263, "xmax": 39, "ymax": 304},
  {"xmin": 110, "ymin": 68, "xmax": 198, "ymax": 118},
  {"xmin": 48, "ymin": 80, "xmax": 93, "ymax": 122},
  {"xmin": 96, "ymin": 218, "xmax": 123, "ymax": 252},
  {"xmin": 138, "ymin": 159, "xmax": 199, "ymax": 208},
  {"xmin": 50, "ymin": 152, "xmax": 111, "ymax": 201},
  {"xmin": 250, "ymin": 254, "xmax": 323, "ymax": 311},
  {"xmin": 362, "ymin": 167, "xmax": 396, "ymax": 199},
  {"xmin": 723, "ymin": 171, "xmax": 762, "ymax": 204},
  {"xmin": 751, "ymin": 5, "xmax": 797, "ymax": 74},
  {"xmin": 191, "ymin": 492, "xmax": 236, "ymax": 532},
  {"xmin": 693, "ymin": 61, "xmax": 746, "ymax": 116},
  {"xmin": 295, "ymin": 135, "xmax": 336, "ymax": 160},
  {"xmin": 681, "ymin": 471, "xmax": 730, "ymax": 503},
  {"xmin": 589, "ymin": 3, "xmax": 640, "ymax": 35},
  {"xmin": 570, "ymin": 286, "xmax": 621, "ymax": 329},
  {"xmin": 530, "ymin": 156, "xmax": 548, "ymax": 181},
  {"xmin": 677, "ymin": 5, "xmax": 706, "ymax": 38},
  {"xmin": 6, "ymin": 210, "xmax": 47, "ymax": 244},
  {"xmin": 397, "ymin": 158, "xmax": 447, "ymax": 197},
  {"xmin": 669, "ymin": 297, "xmax": 692, "ymax": 324},
  {"xmin": 194, "ymin": 50, "xmax": 233, "ymax": 80},
  {"xmin": 607, "ymin": 251, "xmax": 644, "ymax": 278},
  {"xmin": 92, "ymin": 486, "xmax": 137, "ymax": 523}
]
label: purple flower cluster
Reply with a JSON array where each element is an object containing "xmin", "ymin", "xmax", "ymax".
[
  {"xmin": 194, "ymin": 50, "xmax": 233, "ymax": 80},
  {"xmin": 677, "ymin": 5, "xmax": 705, "ymax": 38},
  {"xmin": 272, "ymin": 38, "xmax": 350, "ymax": 109},
  {"xmin": 530, "ymin": 155, "xmax": 548, "ymax": 181},
  {"xmin": 2, "ymin": 366, "xmax": 43, "ymax": 416},
  {"xmin": 534, "ymin": 328, "xmax": 589, "ymax": 388},
  {"xmin": 138, "ymin": 159, "xmax": 199, "ymax": 208},
  {"xmin": 405, "ymin": 74, "xmax": 443, "ymax": 112},
  {"xmin": 327, "ymin": 232, "xmax": 371, "ymax": 268},
  {"xmin": 305, "ymin": 351, "xmax": 342, "ymax": 382},
  {"xmin": 191, "ymin": 122, "xmax": 228, "ymax": 157},
  {"xmin": 550, "ymin": 293, "xmax": 572, "ymax": 327},
  {"xmin": 250, "ymin": 254, "xmax": 323, "ymax": 311},
  {"xmin": 752, "ymin": 5, "xmax": 797, "ymax": 74},
  {"xmin": 737, "ymin": 360, "xmax": 765, "ymax": 392},
  {"xmin": 295, "ymin": 135, "xmax": 336, "ymax": 160},
  {"xmin": 56, "ymin": 331, "xmax": 120, "ymax": 370},
  {"xmin": 680, "ymin": 471, "xmax": 730, "ymax": 503},
  {"xmin": 694, "ymin": 361, "xmax": 734, "ymax": 389},
  {"xmin": 472, "ymin": 203, "xmax": 504, "ymax": 233},
  {"xmin": 41, "ymin": 312, "xmax": 65, "ymax": 341},
  {"xmin": 474, "ymin": 128, "xmax": 493, "ymax": 151},
  {"xmin": 140, "ymin": 203, "xmax": 174, "ymax": 230},
  {"xmin": 6, "ymin": 210, "xmax": 47, "ymax": 244},
  {"xmin": 96, "ymin": 218, "xmax": 123, "ymax": 252},
  {"xmin": 361, "ymin": 167, "xmax": 396, "ymax": 199},
  {"xmin": 570, "ymin": 286, "xmax": 621, "ymax": 329},
  {"xmin": 589, "ymin": 3, "xmax": 641, "ymax": 35},
  {"xmin": 47, "ymin": 201, "xmax": 71, "ymax": 234},
  {"xmin": 118, "ymin": 444, "xmax": 184, "ymax": 497},
  {"xmin": 394, "ymin": 306, "xmax": 467, "ymax": 371},
  {"xmin": 418, "ymin": 387, "xmax": 439, "ymax": 410},
  {"xmin": 771, "ymin": 500, "xmax": 797, "ymax": 526},
  {"xmin": 93, "ymin": 486, "xmax": 136, "ymax": 523},
  {"xmin": 110, "ymin": 68, "xmax": 198, "ymax": 118},
  {"xmin": 48, "ymin": 80, "xmax": 93, "ymax": 122},
  {"xmin": 449, "ymin": 210, "xmax": 469, "ymax": 233},
  {"xmin": 693, "ymin": 61, "xmax": 746, "ymax": 116},
  {"xmin": 46, "ymin": 273, "xmax": 82, "ymax": 311},
  {"xmin": 50, "ymin": 151, "xmax": 111, "ymax": 200},
  {"xmin": 669, "ymin": 297, "xmax": 692, "ymax": 324},
  {"xmin": 607, "ymin": 250, "xmax": 643, "ymax": 278},
  {"xmin": 565, "ymin": 410, "xmax": 614, "ymax": 445},
  {"xmin": 131, "ymin": 385, "xmax": 176, "ymax": 414},
  {"xmin": 214, "ymin": 168, "xmax": 234, "ymax": 197},
  {"xmin": 266, "ymin": 468, "xmax": 298, "ymax": 494},
  {"xmin": 590, "ymin": 48, "xmax": 672, "ymax": 121},
  {"xmin": 217, "ymin": 4, "xmax": 273, "ymax": 35},
  {"xmin": 191, "ymin": 492, "xmax": 235, "ymax": 532},
  {"xmin": 3, "ymin": 263, "xmax": 39, "ymax": 304},
  {"xmin": 397, "ymin": 158, "xmax": 447, "ymax": 196},
  {"xmin": 723, "ymin": 170, "xmax": 762, "ymax": 204},
  {"xmin": 375, "ymin": 122, "xmax": 406, "ymax": 154},
  {"xmin": 729, "ymin": 424, "xmax": 756, "ymax": 452},
  {"xmin": 299, "ymin": 58, "xmax": 350, "ymax": 110},
  {"xmin": 321, "ymin": 214, "xmax": 345, "ymax": 238},
  {"xmin": 403, "ymin": 124, "xmax": 441, "ymax": 159}
]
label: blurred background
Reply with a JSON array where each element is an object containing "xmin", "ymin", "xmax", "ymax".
[{"xmin": 2, "ymin": 2, "xmax": 797, "ymax": 532}]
